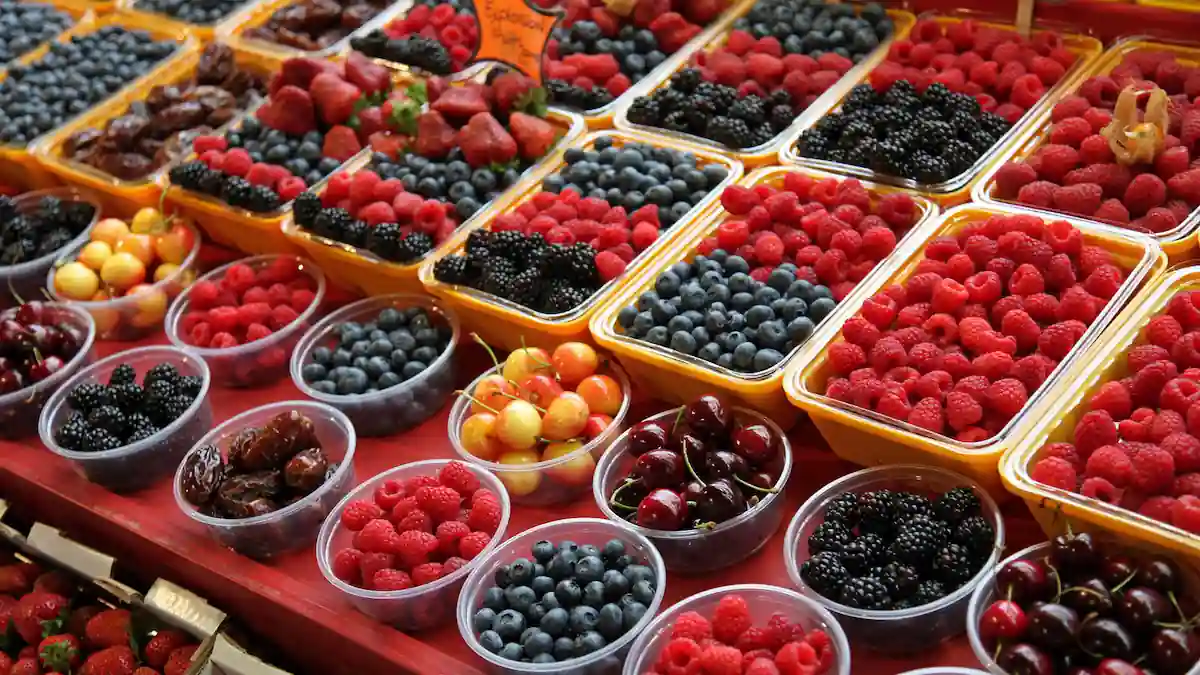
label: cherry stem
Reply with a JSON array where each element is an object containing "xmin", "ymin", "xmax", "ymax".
[
  {"xmin": 1062, "ymin": 586, "xmax": 1108, "ymax": 602},
  {"xmin": 1169, "ymin": 590, "xmax": 1187, "ymax": 623},
  {"xmin": 1111, "ymin": 568, "xmax": 1138, "ymax": 594},
  {"xmin": 498, "ymin": 390, "xmax": 546, "ymax": 414},
  {"xmin": 1046, "ymin": 561, "xmax": 1064, "ymax": 602},
  {"xmin": 681, "ymin": 440, "xmax": 705, "ymax": 486},
  {"xmin": 608, "ymin": 478, "xmax": 641, "ymax": 511},
  {"xmin": 670, "ymin": 406, "xmax": 684, "ymax": 434},
  {"xmin": 455, "ymin": 390, "xmax": 499, "ymax": 415},
  {"xmin": 472, "ymin": 332, "xmax": 504, "ymax": 371},
  {"xmin": 734, "ymin": 475, "xmax": 777, "ymax": 494},
  {"xmin": 520, "ymin": 335, "xmax": 554, "ymax": 371}
]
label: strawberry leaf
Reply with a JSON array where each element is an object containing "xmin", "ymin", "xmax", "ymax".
[
  {"xmin": 388, "ymin": 100, "xmax": 421, "ymax": 136},
  {"xmin": 0, "ymin": 622, "xmax": 19, "ymax": 654},
  {"xmin": 406, "ymin": 81, "xmax": 429, "ymax": 106},
  {"xmin": 514, "ymin": 87, "xmax": 549, "ymax": 118},
  {"xmin": 39, "ymin": 609, "xmax": 69, "ymax": 639},
  {"xmin": 39, "ymin": 640, "xmax": 77, "ymax": 673},
  {"xmin": 488, "ymin": 158, "xmax": 522, "ymax": 173}
]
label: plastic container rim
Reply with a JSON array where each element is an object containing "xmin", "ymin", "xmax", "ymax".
[
  {"xmin": 0, "ymin": 187, "xmax": 101, "ymax": 279},
  {"xmin": 0, "ymin": 302, "xmax": 95, "ymax": 409},
  {"xmin": 592, "ymin": 405, "xmax": 792, "ymax": 540},
  {"xmin": 227, "ymin": 0, "xmax": 407, "ymax": 59}
]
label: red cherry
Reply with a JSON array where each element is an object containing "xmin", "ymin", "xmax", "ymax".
[
  {"xmin": 732, "ymin": 423, "xmax": 777, "ymax": 465},
  {"xmin": 14, "ymin": 301, "xmax": 42, "ymax": 325},
  {"xmin": 28, "ymin": 355, "xmax": 64, "ymax": 382},
  {"xmin": 636, "ymin": 488, "xmax": 687, "ymax": 530},
  {"xmin": 980, "ymin": 599, "xmax": 1028, "ymax": 640}
]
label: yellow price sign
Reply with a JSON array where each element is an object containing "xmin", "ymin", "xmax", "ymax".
[{"xmin": 468, "ymin": 0, "xmax": 560, "ymax": 81}]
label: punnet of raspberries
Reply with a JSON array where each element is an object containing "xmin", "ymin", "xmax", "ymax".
[
  {"xmin": 1029, "ymin": 288, "xmax": 1200, "ymax": 534},
  {"xmin": 869, "ymin": 18, "xmax": 1076, "ymax": 123},
  {"xmin": 641, "ymin": 594, "xmax": 837, "ymax": 675},
  {"xmin": 626, "ymin": 0, "xmax": 893, "ymax": 150},
  {"xmin": 822, "ymin": 212, "xmax": 1130, "ymax": 441},
  {"xmin": 615, "ymin": 175, "xmax": 922, "ymax": 372},
  {"xmin": 351, "ymin": 0, "xmax": 477, "ymax": 75},
  {"xmin": 331, "ymin": 460, "xmax": 501, "ymax": 591},
  {"xmin": 993, "ymin": 49, "xmax": 1200, "ymax": 234}
]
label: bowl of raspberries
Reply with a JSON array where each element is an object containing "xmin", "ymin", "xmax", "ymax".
[
  {"xmin": 623, "ymin": 584, "xmax": 850, "ymax": 675},
  {"xmin": 317, "ymin": 459, "xmax": 509, "ymax": 630},
  {"xmin": 40, "ymin": 346, "xmax": 212, "ymax": 492},
  {"xmin": 785, "ymin": 464, "xmax": 1003, "ymax": 653}
]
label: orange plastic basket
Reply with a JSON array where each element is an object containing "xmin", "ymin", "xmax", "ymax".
[
  {"xmin": 115, "ymin": 0, "xmax": 262, "ymax": 40},
  {"xmin": 974, "ymin": 37, "xmax": 1200, "ymax": 263},
  {"xmin": 590, "ymin": 165, "xmax": 940, "ymax": 427},
  {"xmin": 784, "ymin": 203, "xmax": 1166, "ymax": 496},
  {"xmin": 418, "ymin": 129, "xmax": 744, "ymax": 353},
  {"xmin": 778, "ymin": 16, "xmax": 1104, "ymax": 207}
]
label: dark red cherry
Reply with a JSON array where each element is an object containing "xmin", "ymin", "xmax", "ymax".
[
  {"xmin": 28, "ymin": 355, "xmax": 64, "ymax": 382},
  {"xmin": 1063, "ymin": 577, "xmax": 1113, "ymax": 615},
  {"xmin": 1116, "ymin": 586, "xmax": 1171, "ymax": 633},
  {"xmin": 704, "ymin": 450, "xmax": 747, "ymax": 480},
  {"xmin": 627, "ymin": 420, "xmax": 669, "ymax": 456},
  {"xmin": 747, "ymin": 471, "xmax": 776, "ymax": 490},
  {"xmin": 979, "ymin": 599, "xmax": 1028, "ymax": 641},
  {"xmin": 683, "ymin": 481, "xmax": 704, "ymax": 502},
  {"xmin": 0, "ymin": 369, "xmax": 24, "ymax": 393},
  {"xmin": 1051, "ymin": 531, "xmax": 1099, "ymax": 573},
  {"xmin": 636, "ymin": 488, "xmax": 687, "ymax": 530},
  {"xmin": 1080, "ymin": 618, "xmax": 1135, "ymax": 661},
  {"xmin": 1027, "ymin": 603, "xmax": 1080, "ymax": 649},
  {"xmin": 694, "ymin": 478, "xmax": 744, "ymax": 524},
  {"xmin": 14, "ymin": 301, "xmax": 42, "ymax": 325},
  {"xmin": 1149, "ymin": 628, "xmax": 1199, "ymax": 675},
  {"xmin": 1095, "ymin": 660, "xmax": 1143, "ymax": 675},
  {"xmin": 1100, "ymin": 554, "xmax": 1136, "ymax": 587},
  {"xmin": 1136, "ymin": 557, "xmax": 1180, "ymax": 594},
  {"xmin": 631, "ymin": 450, "xmax": 684, "ymax": 489},
  {"xmin": 0, "ymin": 319, "xmax": 32, "ymax": 350},
  {"xmin": 732, "ymin": 423, "xmax": 777, "ymax": 465},
  {"xmin": 998, "ymin": 643, "xmax": 1054, "ymax": 675},
  {"xmin": 685, "ymin": 395, "xmax": 729, "ymax": 438},
  {"xmin": 997, "ymin": 558, "xmax": 1052, "ymax": 603}
]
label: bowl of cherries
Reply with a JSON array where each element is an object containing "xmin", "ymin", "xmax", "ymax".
[
  {"xmin": 968, "ymin": 531, "xmax": 1200, "ymax": 675},
  {"xmin": 593, "ymin": 394, "xmax": 792, "ymax": 574},
  {"xmin": 0, "ymin": 300, "xmax": 95, "ymax": 439}
]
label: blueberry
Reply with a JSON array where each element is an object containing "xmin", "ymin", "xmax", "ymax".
[
  {"xmin": 731, "ymin": 292, "xmax": 754, "ymax": 312},
  {"xmin": 540, "ymin": 607, "xmax": 568, "ymax": 638},
  {"xmin": 524, "ymin": 630, "xmax": 554, "ymax": 658},
  {"xmin": 531, "ymin": 540, "xmax": 556, "ymax": 563},
  {"xmin": 532, "ymin": 574, "xmax": 555, "ymax": 596},
  {"xmin": 555, "ymin": 579, "xmax": 582, "ymax": 607},
  {"xmin": 547, "ymin": 552, "xmax": 575, "ymax": 580},
  {"xmin": 636, "ymin": 291, "xmax": 659, "ymax": 311},
  {"xmin": 301, "ymin": 363, "xmax": 326, "ymax": 383},
  {"xmin": 698, "ymin": 342, "xmax": 722, "ymax": 363},
  {"xmin": 473, "ymin": 607, "xmax": 497, "ymax": 633},
  {"xmin": 479, "ymin": 630, "xmax": 503, "ymax": 653},
  {"xmin": 706, "ymin": 284, "xmax": 731, "ymax": 305},
  {"xmin": 505, "ymin": 585, "xmax": 536, "ymax": 614},
  {"xmin": 617, "ymin": 306, "xmax": 638, "ymax": 328},
  {"xmin": 542, "ymin": 591, "xmax": 560, "ymax": 610},
  {"xmin": 493, "ymin": 609, "xmax": 526, "ymax": 642},
  {"xmin": 582, "ymin": 580, "xmax": 605, "ymax": 608},
  {"xmin": 645, "ymin": 326, "xmax": 668, "ymax": 346},
  {"xmin": 574, "ymin": 555, "xmax": 605, "ymax": 583},
  {"xmin": 733, "ymin": 341, "xmax": 758, "ymax": 370},
  {"xmin": 622, "ymin": 601, "xmax": 647, "ymax": 630},
  {"xmin": 553, "ymin": 636, "xmax": 575, "ymax": 660},
  {"xmin": 412, "ymin": 345, "xmax": 438, "ymax": 363},
  {"xmin": 725, "ymin": 256, "xmax": 751, "ymax": 274},
  {"xmin": 483, "ymin": 586, "xmax": 507, "ymax": 611},
  {"xmin": 336, "ymin": 368, "xmax": 368, "ymax": 394},
  {"xmin": 365, "ymin": 356, "xmax": 391, "ymax": 380},
  {"xmin": 669, "ymin": 330, "xmax": 696, "ymax": 355},
  {"xmin": 389, "ymin": 349, "xmax": 408, "ymax": 370},
  {"xmin": 568, "ymin": 605, "xmax": 599, "ymax": 634},
  {"xmin": 574, "ymin": 630, "xmax": 607, "ymax": 656},
  {"xmin": 788, "ymin": 279, "xmax": 815, "ymax": 301},
  {"xmin": 745, "ymin": 304, "xmax": 774, "ymax": 328},
  {"xmin": 759, "ymin": 321, "xmax": 788, "ymax": 350},
  {"xmin": 390, "ymin": 329, "xmax": 417, "ymax": 351},
  {"xmin": 498, "ymin": 642, "xmax": 523, "ymax": 661},
  {"xmin": 650, "ymin": 299, "xmax": 677, "ymax": 324},
  {"xmin": 809, "ymin": 296, "xmax": 837, "ymax": 322},
  {"xmin": 623, "ymin": 564, "xmax": 654, "ymax": 585}
]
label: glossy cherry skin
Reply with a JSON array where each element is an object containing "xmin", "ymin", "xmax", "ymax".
[
  {"xmin": 1080, "ymin": 618, "xmax": 1135, "ymax": 661},
  {"xmin": 998, "ymin": 558, "xmax": 1053, "ymax": 603},
  {"xmin": 1136, "ymin": 557, "xmax": 1180, "ymax": 594},
  {"xmin": 1063, "ymin": 577, "xmax": 1113, "ymax": 615},
  {"xmin": 732, "ymin": 423, "xmax": 777, "ymax": 465},
  {"xmin": 636, "ymin": 488, "xmax": 687, "ymax": 530},
  {"xmin": 1099, "ymin": 554, "xmax": 1136, "ymax": 587},
  {"xmin": 14, "ymin": 301, "xmax": 42, "ymax": 325},
  {"xmin": 1116, "ymin": 586, "xmax": 1171, "ymax": 633},
  {"xmin": 683, "ymin": 481, "xmax": 704, "ymax": 502},
  {"xmin": 627, "ymin": 421, "xmax": 669, "ymax": 456},
  {"xmin": 979, "ymin": 599, "xmax": 1028, "ymax": 641},
  {"xmin": 28, "ymin": 355, "xmax": 64, "ymax": 382},
  {"xmin": 694, "ymin": 478, "xmax": 744, "ymax": 524},
  {"xmin": 0, "ymin": 369, "xmax": 24, "ymax": 393},
  {"xmin": 998, "ymin": 643, "xmax": 1055, "ymax": 675},
  {"xmin": 704, "ymin": 450, "xmax": 747, "ymax": 480},
  {"xmin": 1150, "ymin": 628, "xmax": 1199, "ymax": 675},
  {"xmin": 685, "ymin": 395, "xmax": 729, "ymax": 438},
  {"xmin": 631, "ymin": 450, "xmax": 684, "ymax": 489},
  {"xmin": 1027, "ymin": 603, "xmax": 1080, "ymax": 649},
  {"xmin": 1095, "ymin": 660, "xmax": 1143, "ymax": 675},
  {"xmin": 1051, "ymin": 531, "xmax": 1100, "ymax": 573}
]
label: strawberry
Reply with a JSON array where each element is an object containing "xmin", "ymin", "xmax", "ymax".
[
  {"xmin": 163, "ymin": 646, "xmax": 197, "ymax": 675},
  {"xmin": 0, "ymin": 564, "xmax": 31, "ymax": 594},
  {"xmin": 65, "ymin": 605, "xmax": 102, "ymax": 638},
  {"xmin": 430, "ymin": 84, "xmax": 490, "ymax": 118},
  {"xmin": 278, "ymin": 57, "xmax": 342, "ymax": 91},
  {"xmin": 414, "ymin": 110, "xmax": 458, "ymax": 158},
  {"xmin": 684, "ymin": 0, "xmax": 723, "ymax": 24},
  {"xmin": 633, "ymin": 0, "xmax": 670, "ymax": 28},
  {"xmin": 509, "ymin": 112, "xmax": 556, "ymax": 160},
  {"xmin": 458, "ymin": 112, "xmax": 517, "ymax": 167},
  {"xmin": 491, "ymin": 71, "xmax": 539, "ymax": 114},
  {"xmin": 257, "ymin": 86, "xmax": 317, "ymax": 136},
  {"xmin": 368, "ymin": 131, "xmax": 407, "ymax": 159},
  {"xmin": 32, "ymin": 571, "xmax": 74, "ymax": 597},
  {"xmin": 10, "ymin": 657, "xmax": 39, "ymax": 675},
  {"xmin": 79, "ymin": 645, "xmax": 136, "ymax": 675},
  {"xmin": 345, "ymin": 51, "xmax": 391, "ymax": 95},
  {"xmin": 12, "ymin": 592, "xmax": 68, "ymax": 644},
  {"xmin": 425, "ymin": 76, "xmax": 449, "ymax": 104},
  {"xmin": 143, "ymin": 630, "xmax": 191, "ymax": 669},
  {"xmin": 322, "ymin": 125, "xmax": 363, "ymax": 162},
  {"xmin": 354, "ymin": 106, "xmax": 389, "ymax": 139},
  {"xmin": 85, "ymin": 609, "xmax": 131, "ymax": 649},
  {"xmin": 38, "ymin": 634, "xmax": 81, "ymax": 671},
  {"xmin": 310, "ymin": 72, "xmax": 363, "ymax": 126}
]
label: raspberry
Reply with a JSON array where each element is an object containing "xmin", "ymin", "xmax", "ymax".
[
  {"xmin": 1049, "ymin": 117, "xmax": 1092, "ymax": 147},
  {"xmin": 828, "ymin": 341, "xmax": 867, "ymax": 375},
  {"xmin": 1086, "ymin": 444, "xmax": 1134, "ymax": 487},
  {"xmin": 373, "ymin": 479, "xmax": 406, "ymax": 511},
  {"xmin": 908, "ymin": 342, "xmax": 944, "ymax": 373},
  {"xmin": 458, "ymin": 531, "xmax": 490, "ymax": 559},
  {"xmin": 1078, "ymin": 135, "xmax": 1115, "ymax": 165},
  {"xmin": 340, "ymin": 500, "xmax": 383, "ymax": 531},
  {"xmin": 396, "ymin": 508, "xmax": 433, "ymax": 534},
  {"xmin": 658, "ymin": 637, "xmax": 703, "ymax": 673},
  {"xmin": 1052, "ymin": 183, "xmax": 1102, "ymax": 216},
  {"xmin": 1024, "ymin": 294, "xmax": 1059, "ymax": 324},
  {"xmin": 1169, "ymin": 169, "xmax": 1200, "ymax": 203},
  {"xmin": 331, "ymin": 548, "xmax": 363, "ymax": 583},
  {"xmin": 438, "ymin": 461, "xmax": 479, "ymax": 495},
  {"xmin": 372, "ymin": 569, "xmax": 413, "ymax": 591},
  {"xmin": 1156, "ymin": 146, "xmax": 1191, "ymax": 180},
  {"xmin": 415, "ymin": 486, "xmax": 462, "ymax": 522},
  {"xmin": 1128, "ymin": 344, "xmax": 1171, "ymax": 373},
  {"xmin": 985, "ymin": 378, "xmax": 1028, "ymax": 419},
  {"xmin": 1174, "ymin": 332, "xmax": 1200, "ymax": 369},
  {"xmin": 1131, "ymin": 445, "xmax": 1176, "ymax": 494},
  {"xmin": 1163, "ymin": 432, "xmax": 1200, "ymax": 473},
  {"xmin": 467, "ymin": 497, "xmax": 502, "ymax": 533},
  {"xmin": 868, "ymin": 337, "xmax": 907, "ymax": 372},
  {"xmin": 1008, "ymin": 264, "xmax": 1045, "ymax": 296},
  {"xmin": 994, "ymin": 161, "xmax": 1038, "ymax": 197},
  {"xmin": 842, "ymin": 317, "xmax": 881, "ymax": 349},
  {"xmin": 358, "ymin": 552, "xmax": 394, "ymax": 587},
  {"xmin": 1036, "ymin": 145, "xmax": 1080, "ymax": 182},
  {"xmin": 355, "ymin": 519, "xmax": 399, "ymax": 554},
  {"xmin": 745, "ymin": 657, "xmax": 782, "ymax": 675},
  {"xmin": 998, "ymin": 310, "xmax": 1039, "ymax": 351},
  {"xmin": 878, "ymin": 193, "xmax": 917, "ymax": 228},
  {"xmin": 671, "ymin": 612, "xmax": 713, "ymax": 642},
  {"xmin": 1125, "ymin": 173, "xmax": 1168, "ymax": 215},
  {"xmin": 1031, "ymin": 456, "xmax": 1078, "ymax": 491},
  {"xmin": 963, "ymin": 271, "xmax": 1002, "ymax": 305},
  {"xmin": 1074, "ymin": 410, "xmax": 1117, "ymax": 456},
  {"xmin": 945, "ymin": 391, "xmax": 983, "ymax": 431},
  {"xmin": 1132, "ymin": 360, "xmax": 1179, "ymax": 407},
  {"xmin": 1017, "ymin": 181, "xmax": 1056, "ymax": 208},
  {"xmin": 860, "ymin": 293, "xmax": 898, "ymax": 328},
  {"xmin": 1150, "ymin": 410, "xmax": 1188, "ymax": 442},
  {"xmin": 1175, "ymin": 473, "xmax": 1200, "ymax": 497},
  {"xmin": 395, "ymin": 530, "xmax": 438, "ymax": 567},
  {"xmin": 876, "ymin": 393, "xmax": 913, "ymax": 420},
  {"xmin": 720, "ymin": 185, "xmax": 760, "ymax": 215},
  {"xmin": 411, "ymin": 562, "xmax": 443, "ymax": 586},
  {"xmin": 711, "ymin": 594, "xmax": 752, "ymax": 644},
  {"xmin": 775, "ymin": 640, "xmax": 819, "ymax": 675},
  {"xmin": 734, "ymin": 626, "xmax": 773, "ymax": 653},
  {"xmin": 907, "ymin": 397, "xmax": 945, "ymax": 433},
  {"xmin": 1051, "ymin": 95, "xmax": 1090, "ymax": 122},
  {"xmin": 435, "ymin": 520, "xmax": 470, "ymax": 556},
  {"xmin": 1162, "ymin": 377, "xmax": 1200, "ymax": 414},
  {"xmin": 1080, "ymin": 476, "xmax": 1122, "ymax": 504},
  {"xmin": 1089, "ymin": 381, "xmax": 1132, "ymax": 420}
]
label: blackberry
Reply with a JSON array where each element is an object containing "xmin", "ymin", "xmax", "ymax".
[
  {"xmin": 844, "ymin": 84, "xmax": 878, "ymax": 112},
  {"xmin": 544, "ymin": 285, "xmax": 589, "ymax": 314},
  {"xmin": 800, "ymin": 552, "xmax": 848, "ymax": 596},
  {"xmin": 670, "ymin": 68, "xmax": 702, "ymax": 93},
  {"xmin": 365, "ymin": 222, "xmax": 402, "ymax": 260},
  {"xmin": 838, "ymin": 577, "xmax": 890, "ymax": 610},
  {"xmin": 824, "ymin": 493, "xmax": 859, "ymax": 527},
  {"xmin": 981, "ymin": 113, "xmax": 1011, "ymax": 137},
  {"xmin": 510, "ymin": 269, "xmax": 543, "ymax": 307},
  {"xmin": 750, "ymin": 126, "xmax": 776, "ymax": 147},
  {"xmin": 482, "ymin": 259, "xmax": 517, "ymax": 299},
  {"xmin": 433, "ymin": 256, "xmax": 470, "ymax": 284},
  {"xmin": 662, "ymin": 110, "xmax": 689, "ymax": 133},
  {"xmin": 941, "ymin": 140, "xmax": 976, "ymax": 174},
  {"xmin": 911, "ymin": 580, "xmax": 946, "ymax": 606},
  {"xmin": 489, "ymin": 230, "xmax": 526, "ymax": 261},
  {"xmin": 124, "ymin": 413, "xmax": 158, "ymax": 442},
  {"xmin": 169, "ymin": 161, "xmax": 212, "ymax": 191},
  {"xmin": 914, "ymin": 155, "xmax": 950, "ymax": 184},
  {"xmin": 341, "ymin": 219, "xmax": 369, "ymax": 247},
  {"xmin": 293, "ymin": 192, "xmax": 322, "ymax": 227},
  {"xmin": 889, "ymin": 516, "xmax": 948, "ymax": 569},
  {"xmin": 548, "ymin": 243, "xmax": 598, "ymax": 286},
  {"xmin": 145, "ymin": 363, "xmax": 181, "ymax": 387},
  {"xmin": 1, "ymin": 239, "xmax": 35, "ymax": 265},
  {"xmin": 922, "ymin": 83, "xmax": 953, "ymax": 109},
  {"xmin": 106, "ymin": 383, "xmax": 144, "ymax": 412},
  {"xmin": 932, "ymin": 543, "xmax": 976, "ymax": 586},
  {"xmin": 37, "ymin": 228, "xmax": 73, "ymax": 257},
  {"xmin": 67, "ymin": 383, "xmax": 110, "ymax": 413},
  {"xmin": 465, "ymin": 229, "xmax": 491, "ymax": 255},
  {"xmin": 245, "ymin": 185, "xmax": 282, "ymax": 213},
  {"xmin": 706, "ymin": 116, "xmax": 753, "ymax": 149},
  {"xmin": 178, "ymin": 375, "xmax": 203, "ymax": 398},
  {"xmin": 839, "ymin": 533, "xmax": 885, "ymax": 574},
  {"xmin": 108, "ymin": 364, "xmax": 136, "ymax": 386},
  {"xmin": 313, "ymin": 208, "xmax": 353, "ymax": 240},
  {"xmin": 934, "ymin": 487, "xmax": 981, "ymax": 525},
  {"xmin": 54, "ymin": 412, "xmax": 89, "ymax": 451},
  {"xmin": 769, "ymin": 105, "xmax": 794, "ymax": 133},
  {"xmin": 87, "ymin": 405, "xmax": 125, "ymax": 436},
  {"xmin": 729, "ymin": 97, "xmax": 766, "ymax": 126},
  {"xmin": 221, "ymin": 176, "xmax": 255, "ymax": 207},
  {"xmin": 83, "ymin": 427, "xmax": 122, "ymax": 453},
  {"xmin": 856, "ymin": 490, "xmax": 895, "ymax": 536},
  {"xmin": 398, "ymin": 232, "xmax": 435, "ymax": 262},
  {"xmin": 126, "ymin": 423, "xmax": 161, "ymax": 444},
  {"xmin": 892, "ymin": 493, "xmax": 934, "ymax": 523},
  {"xmin": 808, "ymin": 521, "xmax": 852, "ymax": 554},
  {"xmin": 878, "ymin": 562, "xmax": 920, "ymax": 600},
  {"xmin": 516, "ymin": 234, "xmax": 548, "ymax": 270},
  {"xmin": 952, "ymin": 515, "xmax": 995, "ymax": 558}
]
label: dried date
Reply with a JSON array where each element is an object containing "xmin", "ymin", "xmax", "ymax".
[
  {"xmin": 284, "ymin": 447, "xmax": 328, "ymax": 493},
  {"xmin": 180, "ymin": 443, "xmax": 225, "ymax": 507}
]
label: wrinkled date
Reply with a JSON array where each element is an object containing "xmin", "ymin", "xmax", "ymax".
[
  {"xmin": 181, "ymin": 443, "xmax": 225, "ymax": 507},
  {"xmin": 243, "ymin": 0, "xmax": 390, "ymax": 51},
  {"xmin": 268, "ymin": 410, "xmax": 319, "ymax": 452},
  {"xmin": 284, "ymin": 447, "xmax": 328, "ymax": 493}
]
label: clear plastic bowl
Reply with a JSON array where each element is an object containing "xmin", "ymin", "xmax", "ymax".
[
  {"xmin": 457, "ymin": 517, "xmax": 666, "ymax": 675},
  {"xmin": 622, "ymin": 584, "xmax": 852, "ymax": 675},
  {"xmin": 316, "ymin": 459, "xmax": 511, "ymax": 630},
  {"xmin": 449, "ymin": 363, "xmax": 632, "ymax": 506},
  {"xmin": 593, "ymin": 406, "xmax": 792, "ymax": 574},
  {"xmin": 0, "ymin": 302, "xmax": 96, "ymax": 440},
  {"xmin": 898, "ymin": 670, "xmax": 990, "ymax": 675},
  {"xmin": 45, "ymin": 219, "xmax": 202, "ymax": 341},
  {"xmin": 290, "ymin": 294, "xmax": 459, "ymax": 438},
  {"xmin": 39, "ymin": 345, "xmax": 213, "ymax": 492},
  {"xmin": 165, "ymin": 255, "xmax": 327, "ymax": 388},
  {"xmin": 173, "ymin": 400, "xmax": 356, "ymax": 558},
  {"xmin": 0, "ymin": 188, "xmax": 100, "ymax": 308},
  {"xmin": 966, "ymin": 541, "xmax": 1200, "ymax": 675},
  {"xmin": 783, "ymin": 465, "xmax": 1005, "ymax": 654}
]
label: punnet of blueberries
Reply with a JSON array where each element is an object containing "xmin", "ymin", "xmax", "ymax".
[
  {"xmin": 0, "ymin": 2, "xmax": 74, "ymax": 65},
  {"xmin": 473, "ymin": 538, "xmax": 657, "ymax": 664},
  {"xmin": 0, "ymin": 193, "xmax": 94, "ymax": 267},
  {"xmin": 134, "ymin": 0, "xmax": 250, "ymax": 25},
  {"xmin": 300, "ymin": 305, "xmax": 452, "ymax": 396},
  {"xmin": 0, "ymin": 26, "xmax": 177, "ymax": 147},
  {"xmin": 734, "ymin": 0, "xmax": 891, "ymax": 51},
  {"xmin": 616, "ymin": 250, "xmax": 836, "ymax": 373}
]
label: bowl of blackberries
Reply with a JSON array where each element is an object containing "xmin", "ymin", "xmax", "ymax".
[
  {"xmin": 457, "ymin": 517, "xmax": 665, "ymax": 674},
  {"xmin": 166, "ymin": 254, "xmax": 327, "ymax": 387},
  {"xmin": 593, "ymin": 394, "xmax": 792, "ymax": 574},
  {"xmin": 0, "ymin": 188, "xmax": 99, "ymax": 308},
  {"xmin": 784, "ymin": 464, "xmax": 1004, "ymax": 653},
  {"xmin": 40, "ymin": 347, "xmax": 211, "ymax": 491},
  {"xmin": 173, "ymin": 400, "xmax": 356, "ymax": 558},
  {"xmin": 968, "ymin": 533, "xmax": 1200, "ymax": 675},
  {"xmin": 0, "ymin": 300, "xmax": 95, "ymax": 439},
  {"xmin": 291, "ymin": 294, "xmax": 458, "ymax": 437}
]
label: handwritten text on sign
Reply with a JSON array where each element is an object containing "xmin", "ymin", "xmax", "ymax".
[{"xmin": 470, "ymin": 0, "xmax": 559, "ymax": 81}]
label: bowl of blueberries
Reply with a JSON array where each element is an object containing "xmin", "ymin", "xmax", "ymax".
[{"xmin": 291, "ymin": 294, "xmax": 459, "ymax": 437}]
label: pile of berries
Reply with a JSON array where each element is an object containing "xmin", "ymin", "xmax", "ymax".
[
  {"xmin": 0, "ymin": 26, "xmax": 177, "ymax": 147},
  {"xmin": 801, "ymin": 486, "xmax": 995, "ymax": 611},
  {"xmin": 994, "ymin": 50, "xmax": 1200, "ymax": 233},
  {"xmin": 541, "ymin": 0, "xmax": 727, "ymax": 111},
  {"xmin": 626, "ymin": 0, "xmax": 893, "ymax": 149},
  {"xmin": 869, "ymin": 19, "xmax": 1076, "ymax": 122},
  {"xmin": 976, "ymin": 531, "xmax": 1198, "ymax": 675},
  {"xmin": 0, "ymin": 556, "xmax": 201, "ymax": 675},
  {"xmin": 0, "ymin": 301, "xmax": 87, "ymax": 396},
  {"xmin": 1029, "ymin": 288, "xmax": 1200, "ymax": 534},
  {"xmin": 470, "ymin": 537, "xmax": 657, "ymax": 663},
  {"xmin": 822, "ymin": 212, "xmax": 1128, "ymax": 441},
  {"xmin": 616, "ymin": 177, "xmax": 921, "ymax": 371},
  {"xmin": 0, "ymin": 193, "xmax": 94, "ymax": 266},
  {"xmin": 176, "ymin": 256, "xmax": 320, "ymax": 352},
  {"xmin": 643, "ymin": 594, "xmax": 836, "ymax": 675},
  {"xmin": 330, "ymin": 461, "xmax": 501, "ymax": 590},
  {"xmin": 135, "ymin": 0, "xmax": 248, "ymax": 25},
  {"xmin": 54, "ymin": 363, "xmax": 202, "ymax": 453},
  {"xmin": 796, "ymin": 81, "xmax": 1013, "ymax": 185},
  {"xmin": 300, "ymin": 305, "xmax": 452, "ymax": 396},
  {"xmin": 0, "ymin": 2, "xmax": 73, "ymax": 64},
  {"xmin": 350, "ymin": 1, "xmax": 478, "ymax": 75}
]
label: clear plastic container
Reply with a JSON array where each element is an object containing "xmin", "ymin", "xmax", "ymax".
[
  {"xmin": 966, "ymin": 540, "xmax": 1200, "ymax": 675},
  {"xmin": 225, "ymin": 0, "xmax": 397, "ymax": 60},
  {"xmin": 783, "ymin": 464, "xmax": 1005, "ymax": 654},
  {"xmin": 45, "ymin": 220, "xmax": 203, "ymax": 341},
  {"xmin": 0, "ymin": 303, "xmax": 95, "ymax": 440},
  {"xmin": 449, "ymin": 362, "xmax": 632, "ymax": 506},
  {"xmin": 622, "ymin": 584, "xmax": 851, "ymax": 675},
  {"xmin": 457, "ymin": 517, "xmax": 666, "ymax": 675},
  {"xmin": 39, "ymin": 345, "xmax": 213, "ymax": 492},
  {"xmin": 165, "ymin": 255, "xmax": 327, "ymax": 388},
  {"xmin": 173, "ymin": 400, "xmax": 356, "ymax": 558},
  {"xmin": 290, "ymin": 294, "xmax": 459, "ymax": 437},
  {"xmin": 898, "ymin": 670, "xmax": 989, "ymax": 675},
  {"xmin": 0, "ymin": 187, "xmax": 100, "ymax": 308},
  {"xmin": 592, "ymin": 406, "xmax": 792, "ymax": 574},
  {"xmin": 315, "ymin": 459, "xmax": 510, "ymax": 630}
]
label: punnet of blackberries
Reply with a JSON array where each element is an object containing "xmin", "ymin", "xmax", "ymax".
[
  {"xmin": 0, "ymin": 2, "xmax": 74, "ymax": 65},
  {"xmin": 54, "ymin": 363, "xmax": 203, "ymax": 453},
  {"xmin": 0, "ymin": 194, "xmax": 95, "ymax": 267},
  {"xmin": 134, "ymin": 0, "xmax": 250, "ymax": 25},
  {"xmin": 350, "ymin": 0, "xmax": 477, "ymax": 76},
  {"xmin": 799, "ymin": 486, "xmax": 995, "ymax": 611},
  {"xmin": 796, "ymin": 80, "xmax": 1013, "ymax": 185}
]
